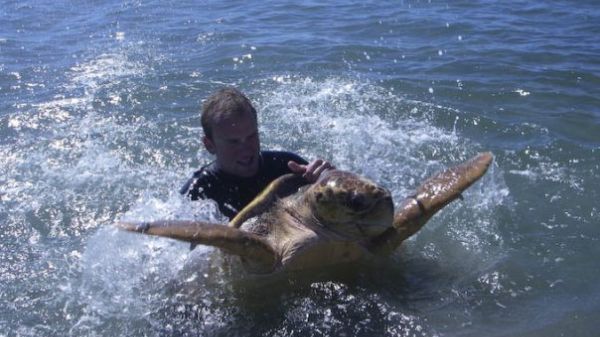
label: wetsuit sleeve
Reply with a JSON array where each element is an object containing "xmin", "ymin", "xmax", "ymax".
[
  {"xmin": 179, "ymin": 167, "xmax": 240, "ymax": 218},
  {"xmin": 266, "ymin": 151, "xmax": 308, "ymax": 169},
  {"xmin": 286, "ymin": 152, "xmax": 309, "ymax": 166},
  {"xmin": 179, "ymin": 177, "xmax": 195, "ymax": 196},
  {"xmin": 179, "ymin": 168, "xmax": 212, "ymax": 201}
]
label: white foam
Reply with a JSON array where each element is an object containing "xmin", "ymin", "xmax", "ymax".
[
  {"xmin": 4, "ymin": 65, "xmax": 510, "ymax": 333},
  {"xmin": 68, "ymin": 53, "xmax": 145, "ymax": 91}
]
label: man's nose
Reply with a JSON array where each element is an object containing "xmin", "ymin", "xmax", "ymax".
[{"xmin": 238, "ymin": 138, "xmax": 256, "ymax": 150}]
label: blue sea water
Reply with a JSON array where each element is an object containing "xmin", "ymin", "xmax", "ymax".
[{"xmin": 1, "ymin": 1, "xmax": 599, "ymax": 336}]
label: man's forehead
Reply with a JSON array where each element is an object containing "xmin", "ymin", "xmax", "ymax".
[
  {"xmin": 212, "ymin": 116, "xmax": 258, "ymax": 138},
  {"xmin": 219, "ymin": 130, "xmax": 257, "ymax": 140},
  {"xmin": 214, "ymin": 112, "xmax": 256, "ymax": 127}
]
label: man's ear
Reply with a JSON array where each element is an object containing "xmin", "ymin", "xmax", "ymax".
[{"xmin": 203, "ymin": 136, "xmax": 216, "ymax": 154}]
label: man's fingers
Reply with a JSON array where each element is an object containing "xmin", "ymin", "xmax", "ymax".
[
  {"xmin": 312, "ymin": 161, "xmax": 333, "ymax": 177},
  {"xmin": 287, "ymin": 160, "xmax": 304, "ymax": 174},
  {"xmin": 289, "ymin": 159, "xmax": 335, "ymax": 183},
  {"xmin": 302, "ymin": 159, "xmax": 323, "ymax": 181},
  {"xmin": 304, "ymin": 160, "xmax": 336, "ymax": 182},
  {"xmin": 305, "ymin": 159, "xmax": 323, "ymax": 174}
]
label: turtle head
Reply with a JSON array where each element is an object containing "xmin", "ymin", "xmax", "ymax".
[{"xmin": 306, "ymin": 170, "xmax": 394, "ymax": 238}]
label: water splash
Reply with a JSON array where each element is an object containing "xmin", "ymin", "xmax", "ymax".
[{"xmin": 3, "ymin": 62, "xmax": 508, "ymax": 336}]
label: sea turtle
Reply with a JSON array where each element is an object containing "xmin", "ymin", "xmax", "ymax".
[{"xmin": 117, "ymin": 152, "xmax": 493, "ymax": 274}]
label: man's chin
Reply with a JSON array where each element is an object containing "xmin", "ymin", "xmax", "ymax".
[{"xmin": 234, "ymin": 163, "xmax": 259, "ymax": 177}]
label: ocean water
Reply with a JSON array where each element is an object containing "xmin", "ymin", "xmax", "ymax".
[{"xmin": 1, "ymin": 1, "xmax": 599, "ymax": 336}]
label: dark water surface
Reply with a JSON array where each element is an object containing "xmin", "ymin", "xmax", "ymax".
[{"xmin": 1, "ymin": 1, "xmax": 599, "ymax": 336}]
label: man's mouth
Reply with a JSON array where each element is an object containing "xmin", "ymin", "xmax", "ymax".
[{"xmin": 237, "ymin": 156, "xmax": 254, "ymax": 167}]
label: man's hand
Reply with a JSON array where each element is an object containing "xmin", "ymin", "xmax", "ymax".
[{"xmin": 288, "ymin": 159, "xmax": 335, "ymax": 183}]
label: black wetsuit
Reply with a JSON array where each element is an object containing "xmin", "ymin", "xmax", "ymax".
[{"xmin": 180, "ymin": 151, "xmax": 308, "ymax": 219}]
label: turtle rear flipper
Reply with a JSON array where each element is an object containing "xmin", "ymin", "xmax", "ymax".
[
  {"xmin": 116, "ymin": 220, "xmax": 278, "ymax": 274},
  {"xmin": 370, "ymin": 152, "xmax": 493, "ymax": 254}
]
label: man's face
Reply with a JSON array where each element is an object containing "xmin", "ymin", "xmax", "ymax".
[{"xmin": 203, "ymin": 112, "xmax": 260, "ymax": 177}]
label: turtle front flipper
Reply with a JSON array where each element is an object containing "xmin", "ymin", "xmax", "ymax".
[
  {"xmin": 369, "ymin": 152, "xmax": 493, "ymax": 254},
  {"xmin": 229, "ymin": 174, "xmax": 309, "ymax": 228},
  {"xmin": 116, "ymin": 220, "xmax": 278, "ymax": 274}
]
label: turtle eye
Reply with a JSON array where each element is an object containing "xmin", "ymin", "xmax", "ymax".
[
  {"xmin": 315, "ymin": 192, "xmax": 324, "ymax": 202},
  {"xmin": 345, "ymin": 192, "xmax": 367, "ymax": 211}
]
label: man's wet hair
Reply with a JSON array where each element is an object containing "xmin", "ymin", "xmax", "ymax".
[{"xmin": 201, "ymin": 87, "xmax": 257, "ymax": 140}]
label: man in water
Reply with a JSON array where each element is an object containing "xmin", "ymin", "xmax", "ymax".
[{"xmin": 180, "ymin": 87, "xmax": 334, "ymax": 219}]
